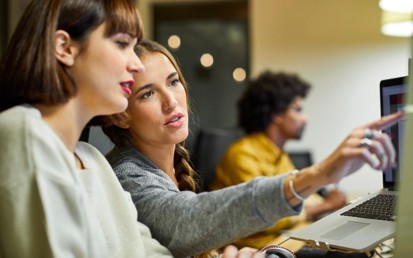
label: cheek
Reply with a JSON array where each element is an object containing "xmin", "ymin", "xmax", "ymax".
[
  {"xmin": 177, "ymin": 89, "xmax": 188, "ymax": 109},
  {"xmin": 127, "ymin": 105, "xmax": 154, "ymax": 128},
  {"xmin": 101, "ymin": 49, "xmax": 126, "ymax": 74}
]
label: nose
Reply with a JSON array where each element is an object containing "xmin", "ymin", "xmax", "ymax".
[
  {"xmin": 303, "ymin": 114, "xmax": 308, "ymax": 122},
  {"xmin": 162, "ymin": 90, "xmax": 178, "ymax": 113},
  {"xmin": 128, "ymin": 52, "xmax": 145, "ymax": 75},
  {"xmin": 302, "ymin": 115, "xmax": 308, "ymax": 125}
]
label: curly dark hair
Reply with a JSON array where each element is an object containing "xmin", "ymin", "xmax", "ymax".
[{"xmin": 238, "ymin": 71, "xmax": 311, "ymax": 133}]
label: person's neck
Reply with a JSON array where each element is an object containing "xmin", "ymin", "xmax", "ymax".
[
  {"xmin": 33, "ymin": 101, "xmax": 90, "ymax": 152},
  {"xmin": 264, "ymin": 126, "xmax": 286, "ymax": 150}
]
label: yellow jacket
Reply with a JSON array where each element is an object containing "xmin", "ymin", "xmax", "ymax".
[{"xmin": 210, "ymin": 132, "xmax": 316, "ymax": 249}]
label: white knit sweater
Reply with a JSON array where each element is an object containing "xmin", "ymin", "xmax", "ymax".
[{"xmin": 0, "ymin": 105, "xmax": 172, "ymax": 258}]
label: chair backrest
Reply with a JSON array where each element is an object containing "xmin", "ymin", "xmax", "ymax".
[
  {"xmin": 192, "ymin": 128, "xmax": 243, "ymax": 192},
  {"xmin": 287, "ymin": 150, "xmax": 313, "ymax": 169}
]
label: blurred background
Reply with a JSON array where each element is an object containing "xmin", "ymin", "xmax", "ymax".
[{"xmin": 1, "ymin": 0, "xmax": 410, "ymax": 199}]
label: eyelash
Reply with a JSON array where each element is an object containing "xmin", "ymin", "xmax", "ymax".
[
  {"xmin": 116, "ymin": 41, "xmax": 129, "ymax": 49},
  {"xmin": 170, "ymin": 79, "xmax": 180, "ymax": 87},
  {"xmin": 141, "ymin": 91, "xmax": 154, "ymax": 99},
  {"xmin": 139, "ymin": 78, "xmax": 181, "ymax": 99}
]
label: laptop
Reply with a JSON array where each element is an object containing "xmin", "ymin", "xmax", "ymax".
[{"xmin": 289, "ymin": 76, "xmax": 407, "ymax": 253}]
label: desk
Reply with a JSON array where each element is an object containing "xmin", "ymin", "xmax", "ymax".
[
  {"xmin": 267, "ymin": 222, "xmax": 395, "ymax": 258},
  {"xmin": 266, "ymin": 221, "xmax": 310, "ymax": 253}
]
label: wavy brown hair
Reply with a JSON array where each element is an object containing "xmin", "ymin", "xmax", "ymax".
[
  {"xmin": 102, "ymin": 39, "xmax": 220, "ymax": 258},
  {"xmin": 102, "ymin": 39, "xmax": 197, "ymax": 191},
  {"xmin": 0, "ymin": 0, "xmax": 142, "ymax": 112}
]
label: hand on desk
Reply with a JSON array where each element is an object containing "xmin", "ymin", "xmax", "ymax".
[
  {"xmin": 222, "ymin": 245, "xmax": 264, "ymax": 258},
  {"xmin": 305, "ymin": 188, "xmax": 347, "ymax": 221}
]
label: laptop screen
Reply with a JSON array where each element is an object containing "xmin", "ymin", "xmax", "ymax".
[{"xmin": 380, "ymin": 76, "xmax": 407, "ymax": 189}]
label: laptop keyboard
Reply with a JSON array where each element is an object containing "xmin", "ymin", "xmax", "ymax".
[{"xmin": 341, "ymin": 194, "xmax": 396, "ymax": 221}]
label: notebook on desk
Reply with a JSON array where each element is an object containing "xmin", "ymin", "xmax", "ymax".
[{"xmin": 289, "ymin": 76, "xmax": 407, "ymax": 253}]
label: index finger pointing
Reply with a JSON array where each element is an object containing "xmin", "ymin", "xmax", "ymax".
[{"xmin": 363, "ymin": 111, "xmax": 404, "ymax": 131}]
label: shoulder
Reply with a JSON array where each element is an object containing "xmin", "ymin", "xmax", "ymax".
[
  {"xmin": 0, "ymin": 104, "xmax": 37, "ymax": 119},
  {"xmin": 223, "ymin": 133, "xmax": 264, "ymax": 158},
  {"xmin": 0, "ymin": 105, "xmax": 41, "ymax": 138},
  {"xmin": 0, "ymin": 106, "xmax": 76, "ymax": 193},
  {"xmin": 0, "ymin": 105, "xmax": 66, "ymax": 159},
  {"xmin": 106, "ymin": 146, "xmax": 155, "ymax": 168},
  {"xmin": 106, "ymin": 149, "xmax": 179, "ymax": 192},
  {"xmin": 0, "ymin": 107, "xmax": 37, "ymax": 193},
  {"xmin": 105, "ymin": 147, "xmax": 164, "ymax": 182}
]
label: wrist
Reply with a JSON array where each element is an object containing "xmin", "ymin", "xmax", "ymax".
[
  {"xmin": 284, "ymin": 168, "xmax": 316, "ymax": 206},
  {"xmin": 288, "ymin": 170, "xmax": 306, "ymax": 202},
  {"xmin": 314, "ymin": 160, "xmax": 336, "ymax": 185}
]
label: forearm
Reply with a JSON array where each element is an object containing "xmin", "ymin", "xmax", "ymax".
[
  {"xmin": 283, "ymin": 163, "xmax": 331, "ymax": 207},
  {"xmin": 129, "ymin": 176, "xmax": 301, "ymax": 258},
  {"xmin": 284, "ymin": 111, "xmax": 404, "ymax": 207}
]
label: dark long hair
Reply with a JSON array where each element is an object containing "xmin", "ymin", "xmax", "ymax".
[{"xmin": 0, "ymin": 0, "xmax": 142, "ymax": 111}]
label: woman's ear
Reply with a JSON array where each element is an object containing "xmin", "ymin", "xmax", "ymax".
[
  {"xmin": 271, "ymin": 113, "xmax": 283, "ymax": 125},
  {"xmin": 54, "ymin": 30, "xmax": 78, "ymax": 67}
]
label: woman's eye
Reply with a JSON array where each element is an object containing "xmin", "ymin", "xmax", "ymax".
[
  {"xmin": 117, "ymin": 41, "xmax": 129, "ymax": 49},
  {"xmin": 170, "ymin": 79, "xmax": 180, "ymax": 87},
  {"xmin": 142, "ymin": 91, "xmax": 154, "ymax": 99}
]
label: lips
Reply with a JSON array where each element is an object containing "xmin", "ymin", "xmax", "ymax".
[
  {"xmin": 165, "ymin": 113, "xmax": 184, "ymax": 126},
  {"xmin": 120, "ymin": 80, "xmax": 134, "ymax": 97}
]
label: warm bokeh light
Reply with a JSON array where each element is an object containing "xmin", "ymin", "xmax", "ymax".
[
  {"xmin": 167, "ymin": 35, "xmax": 181, "ymax": 49},
  {"xmin": 379, "ymin": 0, "xmax": 413, "ymax": 13},
  {"xmin": 200, "ymin": 53, "xmax": 214, "ymax": 68},
  {"xmin": 233, "ymin": 67, "xmax": 246, "ymax": 82}
]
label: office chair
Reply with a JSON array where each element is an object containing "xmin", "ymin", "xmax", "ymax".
[
  {"xmin": 287, "ymin": 150, "xmax": 313, "ymax": 170},
  {"xmin": 192, "ymin": 127, "xmax": 243, "ymax": 192},
  {"xmin": 287, "ymin": 150, "xmax": 331, "ymax": 198}
]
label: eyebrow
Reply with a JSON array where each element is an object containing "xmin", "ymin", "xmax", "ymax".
[
  {"xmin": 135, "ymin": 72, "xmax": 179, "ymax": 95},
  {"xmin": 167, "ymin": 72, "xmax": 178, "ymax": 81},
  {"xmin": 135, "ymin": 83, "xmax": 153, "ymax": 95}
]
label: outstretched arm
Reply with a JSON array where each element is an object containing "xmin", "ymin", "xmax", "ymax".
[{"xmin": 283, "ymin": 111, "xmax": 403, "ymax": 207}]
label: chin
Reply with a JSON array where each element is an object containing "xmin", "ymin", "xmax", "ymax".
[
  {"xmin": 176, "ymin": 131, "xmax": 189, "ymax": 143},
  {"xmin": 110, "ymin": 98, "xmax": 129, "ymax": 114}
]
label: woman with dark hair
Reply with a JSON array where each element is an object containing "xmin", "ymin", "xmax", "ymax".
[
  {"xmin": 0, "ymin": 1, "xmax": 264, "ymax": 257},
  {"xmin": 0, "ymin": 1, "xmax": 170, "ymax": 257},
  {"xmin": 102, "ymin": 39, "xmax": 402, "ymax": 258}
]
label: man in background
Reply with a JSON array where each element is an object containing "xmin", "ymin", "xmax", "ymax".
[{"xmin": 210, "ymin": 70, "xmax": 347, "ymax": 249}]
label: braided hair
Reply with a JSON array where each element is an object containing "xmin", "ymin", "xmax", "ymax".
[{"xmin": 102, "ymin": 38, "xmax": 218, "ymax": 258}]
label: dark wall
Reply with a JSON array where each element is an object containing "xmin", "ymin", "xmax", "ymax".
[
  {"xmin": 0, "ymin": 0, "xmax": 9, "ymax": 56},
  {"xmin": 153, "ymin": 0, "xmax": 249, "ymax": 151}
]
